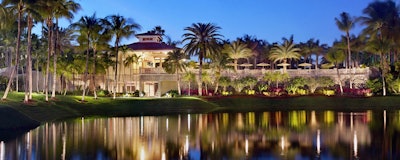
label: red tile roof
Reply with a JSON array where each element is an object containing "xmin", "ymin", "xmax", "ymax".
[{"xmin": 127, "ymin": 42, "xmax": 177, "ymax": 51}]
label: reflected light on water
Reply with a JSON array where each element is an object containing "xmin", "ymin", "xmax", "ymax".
[
  {"xmin": 140, "ymin": 116, "xmax": 144, "ymax": 136},
  {"xmin": 281, "ymin": 136, "xmax": 285, "ymax": 155},
  {"xmin": 0, "ymin": 141, "xmax": 4, "ymax": 160},
  {"xmin": 245, "ymin": 138, "xmax": 249, "ymax": 155},
  {"xmin": 185, "ymin": 135, "xmax": 189, "ymax": 155},
  {"xmin": 0, "ymin": 110, "xmax": 394, "ymax": 159},
  {"xmin": 317, "ymin": 130, "xmax": 321, "ymax": 155},
  {"xmin": 140, "ymin": 147, "xmax": 145, "ymax": 160},
  {"xmin": 162, "ymin": 152, "xmax": 166, "ymax": 160},
  {"xmin": 166, "ymin": 118, "xmax": 169, "ymax": 132},
  {"xmin": 188, "ymin": 114, "xmax": 191, "ymax": 132},
  {"xmin": 354, "ymin": 131, "xmax": 358, "ymax": 158}
]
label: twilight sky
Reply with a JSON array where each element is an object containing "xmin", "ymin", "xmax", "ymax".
[{"xmin": 58, "ymin": 0, "xmax": 379, "ymax": 46}]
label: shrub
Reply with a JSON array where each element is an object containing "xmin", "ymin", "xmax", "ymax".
[
  {"xmin": 97, "ymin": 90, "xmax": 110, "ymax": 97},
  {"xmin": 163, "ymin": 90, "xmax": 179, "ymax": 97},
  {"xmin": 322, "ymin": 89, "xmax": 335, "ymax": 96}
]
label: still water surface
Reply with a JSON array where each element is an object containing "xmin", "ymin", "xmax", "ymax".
[{"xmin": 1, "ymin": 110, "xmax": 400, "ymax": 160}]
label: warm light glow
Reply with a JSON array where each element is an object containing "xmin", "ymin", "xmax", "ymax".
[
  {"xmin": 140, "ymin": 116, "xmax": 144, "ymax": 136},
  {"xmin": 245, "ymin": 138, "xmax": 249, "ymax": 155},
  {"xmin": 166, "ymin": 118, "xmax": 169, "ymax": 132},
  {"xmin": 0, "ymin": 141, "xmax": 4, "ymax": 160},
  {"xmin": 281, "ymin": 136, "xmax": 285, "ymax": 155},
  {"xmin": 354, "ymin": 131, "xmax": 358, "ymax": 158},
  {"xmin": 185, "ymin": 135, "xmax": 189, "ymax": 155},
  {"xmin": 188, "ymin": 114, "xmax": 191, "ymax": 132},
  {"xmin": 162, "ymin": 152, "xmax": 166, "ymax": 160},
  {"xmin": 140, "ymin": 147, "xmax": 145, "ymax": 160},
  {"xmin": 317, "ymin": 130, "xmax": 321, "ymax": 155},
  {"xmin": 212, "ymin": 141, "xmax": 215, "ymax": 152},
  {"xmin": 310, "ymin": 111, "xmax": 317, "ymax": 126},
  {"xmin": 384, "ymin": 110, "xmax": 387, "ymax": 130}
]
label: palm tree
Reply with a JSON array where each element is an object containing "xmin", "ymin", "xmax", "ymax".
[
  {"xmin": 71, "ymin": 13, "xmax": 99, "ymax": 101},
  {"xmin": 124, "ymin": 54, "xmax": 141, "ymax": 93},
  {"xmin": 365, "ymin": 38, "xmax": 392, "ymax": 96},
  {"xmin": 183, "ymin": 71, "xmax": 196, "ymax": 96},
  {"xmin": 218, "ymin": 76, "xmax": 231, "ymax": 93},
  {"xmin": 335, "ymin": 12, "xmax": 355, "ymax": 69},
  {"xmin": 102, "ymin": 14, "xmax": 141, "ymax": 99},
  {"xmin": 1, "ymin": 0, "xmax": 25, "ymax": 101},
  {"xmin": 222, "ymin": 40, "xmax": 252, "ymax": 71},
  {"xmin": 52, "ymin": 0, "xmax": 80, "ymax": 98},
  {"xmin": 182, "ymin": 22, "xmax": 223, "ymax": 96},
  {"xmin": 209, "ymin": 49, "xmax": 229, "ymax": 94},
  {"xmin": 202, "ymin": 71, "xmax": 212, "ymax": 95},
  {"xmin": 268, "ymin": 40, "xmax": 301, "ymax": 73},
  {"xmin": 325, "ymin": 48, "xmax": 346, "ymax": 95},
  {"xmin": 163, "ymin": 49, "xmax": 186, "ymax": 95}
]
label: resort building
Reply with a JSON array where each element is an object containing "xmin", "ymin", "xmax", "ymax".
[{"xmin": 105, "ymin": 32, "xmax": 178, "ymax": 97}]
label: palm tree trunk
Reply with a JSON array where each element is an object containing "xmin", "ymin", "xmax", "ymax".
[
  {"xmin": 198, "ymin": 50, "xmax": 204, "ymax": 96},
  {"xmin": 335, "ymin": 66, "xmax": 343, "ymax": 95},
  {"xmin": 2, "ymin": 10, "xmax": 22, "ymax": 100},
  {"xmin": 25, "ymin": 15, "xmax": 33, "ymax": 102},
  {"xmin": 188, "ymin": 82, "xmax": 191, "ymax": 96},
  {"xmin": 93, "ymin": 48, "xmax": 97, "ymax": 99},
  {"xmin": 36, "ymin": 56, "xmax": 39, "ymax": 93},
  {"xmin": 113, "ymin": 39, "xmax": 119, "ymax": 99},
  {"xmin": 176, "ymin": 69, "xmax": 181, "ymax": 95},
  {"xmin": 346, "ymin": 31, "xmax": 352, "ymax": 69},
  {"xmin": 52, "ymin": 22, "xmax": 59, "ymax": 98},
  {"xmin": 81, "ymin": 36, "xmax": 90, "ymax": 102},
  {"xmin": 45, "ymin": 20, "xmax": 53, "ymax": 102}
]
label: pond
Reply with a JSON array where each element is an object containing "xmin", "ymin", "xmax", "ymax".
[{"xmin": 1, "ymin": 110, "xmax": 399, "ymax": 160}]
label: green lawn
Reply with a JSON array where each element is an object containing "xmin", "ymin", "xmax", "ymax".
[{"xmin": 1, "ymin": 92, "xmax": 400, "ymax": 130}]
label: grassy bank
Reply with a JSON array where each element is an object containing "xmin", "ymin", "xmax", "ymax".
[{"xmin": 2, "ymin": 93, "xmax": 400, "ymax": 131}]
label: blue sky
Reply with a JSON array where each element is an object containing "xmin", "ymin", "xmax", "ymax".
[{"xmin": 56, "ymin": 0, "xmax": 379, "ymax": 46}]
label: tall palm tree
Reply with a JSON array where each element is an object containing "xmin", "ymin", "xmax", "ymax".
[
  {"xmin": 182, "ymin": 22, "xmax": 223, "ymax": 96},
  {"xmin": 52, "ymin": 0, "xmax": 80, "ymax": 98},
  {"xmin": 268, "ymin": 40, "xmax": 301, "ymax": 73},
  {"xmin": 222, "ymin": 40, "xmax": 252, "ymax": 71},
  {"xmin": 335, "ymin": 12, "xmax": 355, "ymax": 69},
  {"xmin": 24, "ymin": 0, "xmax": 42, "ymax": 101},
  {"xmin": 71, "ymin": 13, "xmax": 100, "ymax": 101},
  {"xmin": 325, "ymin": 48, "xmax": 346, "ymax": 95},
  {"xmin": 102, "ymin": 14, "xmax": 141, "ymax": 99},
  {"xmin": 162, "ymin": 49, "xmax": 186, "ymax": 95},
  {"xmin": 1, "ymin": 0, "xmax": 25, "ymax": 100},
  {"xmin": 365, "ymin": 38, "xmax": 392, "ymax": 96},
  {"xmin": 124, "ymin": 54, "xmax": 141, "ymax": 93}
]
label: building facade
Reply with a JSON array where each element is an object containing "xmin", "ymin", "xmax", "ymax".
[{"xmin": 106, "ymin": 32, "xmax": 178, "ymax": 97}]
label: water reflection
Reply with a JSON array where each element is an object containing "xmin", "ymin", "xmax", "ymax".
[{"xmin": 1, "ymin": 110, "xmax": 400, "ymax": 159}]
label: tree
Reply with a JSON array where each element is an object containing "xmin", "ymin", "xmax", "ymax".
[
  {"xmin": 218, "ymin": 76, "xmax": 231, "ymax": 93},
  {"xmin": 52, "ymin": 0, "xmax": 80, "ymax": 99},
  {"xmin": 1, "ymin": 0, "xmax": 25, "ymax": 100},
  {"xmin": 102, "ymin": 14, "xmax": 141, "ymax": 99},
  {"xmin": 183, "ymin": 71, "xmax": 196, "ymax": 96},
  {"xmin": 222, "ymin": 40, "xmax": 252, "ymax": 71},
  {"xmin": 124, "ymin": 54, "xmax": 141, "ymax": 93},
  {"xmin": 335, "ymin": 12, "xmax": 355, "ymax": 69},
  {"xmin": 210, "ymin": 51, "xmax": 229, "ymax": 94},
  {"xmin": 325, "ymin": 48, "xmax": 346, "ymax": 94},
  {"xmin": 182, "ymin": 22, "xmax": 223, "ymax": 96},
  {"xmin": 72, "ymin": 13, "xmax": 100, "ymax": 101},
  {"xmin": 268, "ymin": 40, "xmax": 301, "ymax": 73},
  {"xmin": 365, "ymin": 38, "xmax": 392, "ymax": 96},
  {"xmin": 163, "ymin": 49, "xmax": 186, "ymax": 95},
  {"xmin": 264, "ymin": 71, "xmax": 289, "ymax": 88}
]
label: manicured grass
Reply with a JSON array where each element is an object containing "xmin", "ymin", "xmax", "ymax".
[{"xmin": 1, "ymin": 92, "xmax": 400, "ymax": 131}]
